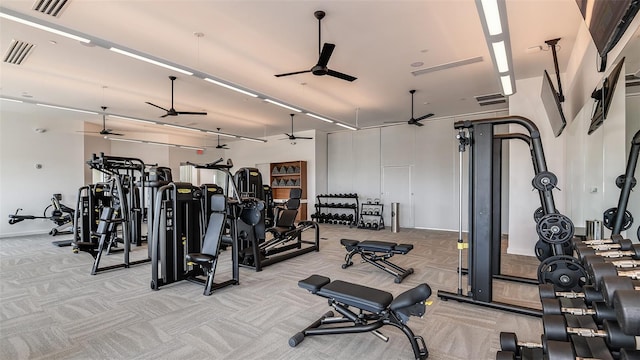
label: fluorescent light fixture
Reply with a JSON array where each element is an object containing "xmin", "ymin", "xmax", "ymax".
[
  {"xmin": 180, "ymin": 145, "xmax": 203, "ymax": 150},
  {"xmin": 306, "ymin": 113, "xmax": 334, "ymax": 123},
  {"xmin": 110, "ymin": 115, "xmax": 156, "ymax": 125},
  {"xmin": 204, "ymin": 78, "xmax": 258, "ymax": 97},
  {"xmin": 36, "ymin": 103, "xmax": 98, "ymax": 115},
  {"xmin": 491, "ymin": 41, "xmax": 509, "ymax": 72},
  {"xmin": 240, "ymin": 136, "xmax": 266, "ymax": 143},
  {"xmin": 108, "ymin": 137, "xmax": 144, "ymax": 144},
  {"xmin": 264, "ymin": 99, "xmax": 301, "ymax": 112},
  {"xmin": 0, "ymin": 97, "xmax": 23, "ymax": 103},
  {"xmin": 107, "ymin": 137, "xmax": 204, "ymax": 150},
  {"xmin": 480, "ymin": 0, "xmax": 502, "ymax": 36},
  {"xmin": 335, "ymin": 122, "xmax": 357, "ymax": 131},
  {"xmin": 0, "ymin": 11, "xmax": 91, "ymax": 43},
  {"xmin": 109, "ymin": 47, "xmax": 193, "ymax": 76},
  {"xmin": 163, "ymin": 124, "xmax": 203, "ymax": 132},
  {"xmin": 500, "ymin": 75, "xmax": 513, "ymax": 96},
  {"xmin": 206, "ymin": 131, "xmax": 236, "ymax": 138}
]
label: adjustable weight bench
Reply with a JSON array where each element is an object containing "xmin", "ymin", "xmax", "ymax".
[
  {"xmin": 340, "ymin": 239, "xmax": 415, "ymax": 283},
  {"xmin": 290, "ymin": 274, "xmax": 431, "ymax": 360}
]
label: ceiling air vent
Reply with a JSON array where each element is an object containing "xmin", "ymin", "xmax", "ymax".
[
  {"xmin": 625, "ymin": 73, "xmax": 640, "ymax": 88},
  {"xmin": 475, "ymin": 93, "xmax": 506, "ymax": 106},
  {"xmin": 3, "ymin": 39, "xmax": 35, "ymax": 65},
  {"xmin": 33, "ymin": 0, "xmax": 69, "ymax": 17}
]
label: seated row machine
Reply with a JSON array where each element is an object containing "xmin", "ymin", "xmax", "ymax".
[
  {"xmin": 291, "ymin": 274, "xmax": 431, "ymax": 360},
  {"xmin": 340, "ymin": 239, "xmax": 414, "ymax": 283}
]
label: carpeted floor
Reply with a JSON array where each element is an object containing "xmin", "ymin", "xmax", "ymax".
[{"xmin": 0, "ymin": 224, "xmax": 543, "ymax": 359}]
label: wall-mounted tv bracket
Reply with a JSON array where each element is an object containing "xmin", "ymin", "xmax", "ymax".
[{"xmin": 545, "ymin": 38, "xmax": 564, "ymax": 103}]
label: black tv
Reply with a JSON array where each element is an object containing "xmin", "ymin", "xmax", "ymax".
[
  {"xmin": 575, "ymin": 0, "xmax": 639, "ymax": 71},
  {"xmin": 588, "ymin": 57, "xmax": 625, "ymax": 135},
  {"xmin": 541, "ymin": 69, "xmax": 567, "ymax": 137}
]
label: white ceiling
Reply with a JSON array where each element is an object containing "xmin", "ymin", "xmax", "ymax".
[{"xmin": 0, "ymin": 0, "xmax": 623, "ymax": 146}]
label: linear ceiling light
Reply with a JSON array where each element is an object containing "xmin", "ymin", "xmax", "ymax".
[
  {"xmin": 306, "ymin": 113, "xmax": 334, "ymax": 123},
  {"xmin": 36, "ymin": 103, "xmax": 98, "ymax": 114},
  {"xmin": 107, "ymin": 137, "xmax": 204, "ymax": 151},
  {"xmin": 476, "ymin": 0, "xmax": 516, "ymax": 96},
  {"xmin": 335, "ymin": 122, "xmax": 357, "ymax": 131},
  {"xmin": 264, "ymin": 99, "xmax": 301, "ymax": 112},
  {"xmin": 206, "ymin": 130, "xmax": 236, "ymax": 138},
  {"xmin": 204, "ymin": 78, "xmax": 258, "ymax": 98},
  {"xmin": 0, "ymin": 10, "xmax": 91, "ymax": 43},
  {"xmin": 0, "ymin": 97, "xmax": 23, "ymax": 103},
  {"xmin": 109, "ymin": 47, "xmax": 193, "ymax": 76}
]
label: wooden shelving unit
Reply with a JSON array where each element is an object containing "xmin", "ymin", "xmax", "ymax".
[{"xmin": 270, "ymin": 160, "xmax": 307, "ymax": 221}]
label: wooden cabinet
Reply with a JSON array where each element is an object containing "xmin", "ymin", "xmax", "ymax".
[{"xmin": 270, "ymin": 161, "xmax": 307, "ymax": 220}]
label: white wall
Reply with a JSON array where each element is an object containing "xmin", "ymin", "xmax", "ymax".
[
  {"xmin": 0, "ymin": 109, "xmax": 86, "ymax": 237},
  {"xmin": 626, "ymin": 93, "xmax": 640, "ymax": 240}
]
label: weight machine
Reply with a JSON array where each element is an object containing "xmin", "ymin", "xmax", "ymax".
[
  {"xmin": 438, "ymin": 116, "xmax": 571, "ymax": 317},
  {"xmin": 8, "ymin": 194, "xmax": 75, "ymax": 245}
]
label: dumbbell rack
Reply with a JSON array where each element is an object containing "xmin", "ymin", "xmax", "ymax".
[
  {"xmin": 313, "ymin": 194, "xmax": 358, "ymax": 227},
  {"xmin": 358, "ymin": 202, "xmax": 385, "ymax": 230}
]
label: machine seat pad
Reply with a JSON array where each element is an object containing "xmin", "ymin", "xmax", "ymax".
[
  {"xmin": 390, "ymin": 283, "xmax": 432, "ymax": 311},
  {"xmin": 359, "ymin": 240, "xmax": 397, "ymax": 252},
  {"xmin": 269, "ymin": 226, "xmax": 295, "ymax": 237},
  {"xmin": 298, "ymin": 274, "xmax": 331, "ymax": 293},
  {"xmin": 186, "ymin": 253, "xmax": 215, "ymax": 264},
  {"xmin": 394, "ymin": 244, "xmax": 414, "ymax": 254},
  {"xmin": 318, "ymin": 279, "xmax": 393, "ymax": 313}
]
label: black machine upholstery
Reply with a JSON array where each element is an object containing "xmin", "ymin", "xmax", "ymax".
[
  {"xmin": 291, "ymin": 274, "xmax": 431, "ymax": 360},
  {"xmin": 340, "ymin": 239, "xmax": 415, "ymax": 283},
  {"xmin": 268, "ymin": 188, "xmax": 302, "ymax": 238},
  {"xmin": 185, "ymin": 194, "xmax": 229, "ymax": 296}
]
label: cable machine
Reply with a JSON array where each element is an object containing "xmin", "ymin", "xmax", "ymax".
[{"xmin": 438, "ymin": 116, "xmax": 572, "ymax": 317}]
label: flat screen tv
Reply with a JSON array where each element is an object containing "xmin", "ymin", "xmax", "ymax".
[
  {"xmin": 541, "ymin": 69, "xmax": 567, "ymax": 137},
  {"xmin": 575, "ymin": 0, "xmax": 639, "ymax": 71},
  {"xmin": 588, "ymin": 57, "xmax": 625, "ymax": 134}
]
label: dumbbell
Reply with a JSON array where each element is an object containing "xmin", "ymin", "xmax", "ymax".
[
  {"xmin": 577, "ymin": 234, "xmax": 627, "ymax": 247},
  {"xmin": 544, "ymin": 315, "xmax": 633, "ymax": 350},
  {"xmin": 372, "ymin": 221, "xmax": 379, "ymax": 230},
  {"xmin": 539, "ymin": 283, "xmax": 605, "ymax": 305},
  {"xmin": 365, "ymin": 222, "xmax": 372, "ymax": 228},
  {"xmin": 576, "ymin": 242, "xmax": 639, "ymax": 261},
  {"xmin": 540, "ymin": 298, "xmax": 617, "ymax": 324},
  {"xmin": 542, "ymin": 339, "xmax": 635, "ymax": 360},
  {"xmin": 582, "ymin": 255, "xmax": 640, "ymax": 269},
  {"xmin": 588, "ymin": 262, "xmax": 640, "ymax": 290},
  {"xmin": 499, "ymin": 332, "xmax": 545, "ymax": 359}
]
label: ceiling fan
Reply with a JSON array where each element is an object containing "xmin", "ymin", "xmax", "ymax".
[
  {"xmin": 78, "ymin": 106, "xmax": 124, "ymax": 136},
  {"xmin": 282, "ymin": 114, "xmax": 313, "ymax": 141},
  {"xmin": 215, "ymin": 128, "xmax": 229, "ymax": 149},
  {"xmin": 387, "ymin": 90, "xmax": 434, "ymax": 127},
  {"xmin": 274, "ymin": 10, "xmax": 357, "ymax": 82},
  {"xmin": 146, "ymin": 76, "xmax": 207, "ymax": 118}
]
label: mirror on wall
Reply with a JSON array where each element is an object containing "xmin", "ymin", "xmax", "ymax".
[{"xmin": 566, "ymin": 25, "xmax": 639, "ymax": 240}]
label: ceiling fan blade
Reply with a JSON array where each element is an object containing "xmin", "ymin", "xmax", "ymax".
[
  {"xmin": 411, "ymin": 121, "xmax": 424, "ymax": 127},
  {"xmin": 296, "ymin": 136, "xmax": 313, "ymax": 140},
  {"xmin": 176, "ymin": 111, "xmax": 208, "ymax": 116},
  {"xmin": 317, "ymin": 43, "xmax": 335, "ymax": 67},
  {"xmin": 327, "ymin": 69, "xmax": 357, "ymax": 82},
  {"xmin": 414, "ymin": 113, "xmax": 434, "ymax": 122},
  {"xmin": 146, "ymin": 102, "xmax": 169, "ymax": 112},
  {"xmin": 109, "ymin": 132, "xmax": 125, "ymax": 136},
  {"xmin": 275, "ymin": 70, "xmax": 312, "ymax": 77},
  {"xmin": 160, "ymin": 113, "xmax": 170, "ymax": 118},
  {"xmin": 383, "ymin": 121, "xmax": 405, "ymax": 124}
]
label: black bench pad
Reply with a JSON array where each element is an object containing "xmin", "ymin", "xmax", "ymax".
[
  {"xmin": 298, "ymin": 274, "xmax": 330, "ymax": 293},
  {"xmin": 318, "ymin": 279, "xmax": 393, "ymax": 313},
  {"xmin": 340, "ymin": 239, "xmax": 413, "ymax": 254}
]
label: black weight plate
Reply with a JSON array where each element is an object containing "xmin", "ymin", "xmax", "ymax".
[
  {"xmin": 588, "ymin": 262, "xmax": 618, "ymax": 291},
  {"xmin": 541, "ymin": 298, "xmax": 562, "ymax": 315},
  {"xmin": 537, "ymin": 255, "xmax": 587, "ymax": 292},
  {"xmin": 602, "ymin": 207, "xmax": 634, "ymax": 231},
  {"xmin": 532, "ymin": 171, "xmax": 558, "ymax": 191},
  {"xmin": 536, "ymin": 213, "xmax": 574, "ymax": 244},
  {"xmin": 534, "ymin": 206, "xmax": 545, "ymax": 223},
  {"xmin": 535, "ymin": 239, "xmax": 573, "ymax": 261},
  {"xmin": 615, "ymin": 174, "xmax": 637, "ymax": 190}
]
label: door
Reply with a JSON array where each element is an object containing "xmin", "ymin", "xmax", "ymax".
[{"xmin": 382, "ymin": 165, "xmax": 413, "ymax": 228}]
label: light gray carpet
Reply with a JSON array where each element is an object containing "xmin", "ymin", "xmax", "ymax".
[{"xmin": 0, "ymin": 225, "xmax": 543, "ymax": 359}]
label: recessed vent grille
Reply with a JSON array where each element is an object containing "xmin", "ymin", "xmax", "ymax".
[
  {"xmin": 474, "ymin": 93, "xmax": 506, "ymax": 106},
  {"xmin": 625, "ymin": 74, "xmax": 640, "ymax": 88},
  {"xmin": 412, "ymin": 56, "xmax": 483, "ymax": 77},
  {"xmin": 3, "ymin": 39, "xmax": 35, "ymax": 65},
  {"xmin": 33, "ymin": 0, "xmax": 69, "ymax": 17}
]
